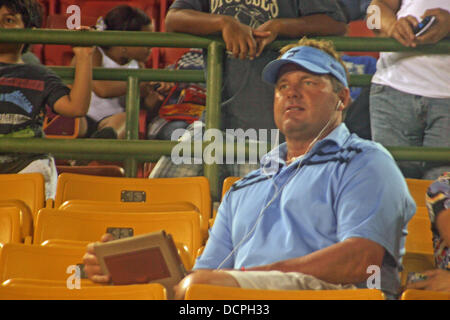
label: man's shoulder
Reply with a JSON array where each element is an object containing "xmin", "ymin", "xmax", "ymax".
[
  {"xmin": 338, "ymin": 134, "xmax": 405, "ymax": 181},
  {"xmin": 304, "ymin": 132, "xmax": 392, "ymax": 169},
  {"xmin": 345, "ymin": 133, "xmax": 392, "ymax": 159},
  {"xmin": 1, "ymin": 62, "xmax": 53, "ymax": 76}
]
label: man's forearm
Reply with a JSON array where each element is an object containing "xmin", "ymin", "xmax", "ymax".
[
  {"xmin": 248, "ymin": 238, "xmax": 385, "ymax": 285},
  {"xmin": 69, "ymin": 52, "xmax": 93, "ymax": 116},
  {"xmin": 272, "ymin": 15, "xmax": 347, "ymax": 37},
  {"xmin": 370, "ymin": 0, "xmax": 400, "ymax": 36}
]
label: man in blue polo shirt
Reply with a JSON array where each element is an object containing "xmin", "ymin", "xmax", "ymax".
[
  {"xmin": 173, "ymin": 38, "xmax": 415, "ymax": 299},
  {"xmin": 84, "ymin": 38, "xmax": 415, "ymax": 300}
]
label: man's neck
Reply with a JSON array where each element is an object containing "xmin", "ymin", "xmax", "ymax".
[
  {"xmin": 285, "ymin": 123, "xmax": 340, "ymax": 162},
  {"xmin": 285, "ymin": 140, "xmax": 313, "ymax": 163}
]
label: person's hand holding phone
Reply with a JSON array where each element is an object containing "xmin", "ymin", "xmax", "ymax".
[{"xmin": 414, "ymin": 8, "xmax": 450, "ymax": 45}]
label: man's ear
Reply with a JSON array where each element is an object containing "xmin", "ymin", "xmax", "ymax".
[{"xmin": 337, "ymin": 87, "xmax": 351, "ymax": 111}]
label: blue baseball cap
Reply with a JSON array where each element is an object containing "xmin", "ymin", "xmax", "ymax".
[{"xmin": 262, "ymin": 46, "xmax": 348, "ymax": 88}]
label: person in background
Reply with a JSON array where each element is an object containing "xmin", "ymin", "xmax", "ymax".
[
  {"xmin": 369, "ymin": 0, "xmax": 450, "ymax": 179},
  {"xmin": 74, "ymin": 5, "xmax": 172, "ymax": 140},
  {"xmin": 149, "ymin": 0, "xmax": 347, "ymax": 180},
  {"xmin": 0, "ymin": 0, "xmax": 93, "ymax": 199}
]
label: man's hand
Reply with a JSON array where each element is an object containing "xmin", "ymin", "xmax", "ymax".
[
  {"xmin": 83, "ymin": 233, "xmax": 114, "ymax": 284},
  {"xmin": 415, "ymin": 8, "xmax": 450, "ymax": 45},
  {"xmin": 141, "ymin": 81, "xmax": 173, "ymax": 110},
  {"xmin": 72, "ymin": 26, "xmax": 95, "ymax": 56},
  {"xmin": 387, "ymin": 15, "xmax": 419, "ymax": 47},
  {"xmin": 221, "ymin": 16, "xmax": 259, "ymax": 60},
  {"xmin": 253, "ymin": 20, "xmax": 280, "ymax": 57},
  {"xmin": 406, "ymin": 269, "xmax": 450, "ymax": 292}
]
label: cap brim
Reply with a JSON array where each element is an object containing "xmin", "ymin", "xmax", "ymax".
[{"xmin": 262, "ymin": 58, "xmax": 331, "ymax": 84}]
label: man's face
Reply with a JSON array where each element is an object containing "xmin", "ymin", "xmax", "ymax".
[
  {"xmin": 0, "ymin": 6, "xmax": 25, "ymax": 54},
  {"xmin": 0, "ymin": 6, "xmax": 25, "ymax": 29},
  {"xmin": 123, "ymin": 24, "xmax": 153, "ymax": 64},
  {"xmin": 273, "ymin": 63, "xmax": 341, "ymax": 141}
]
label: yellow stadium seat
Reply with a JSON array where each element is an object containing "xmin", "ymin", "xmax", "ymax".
[
  {"xmin": 221, "ymin": 176, "xmax": 241, "ymax": 200},
  {"xmin": 54, "ymin": 173, "xmax": 211, "ymax": 239},
  {"xmin": 0, "ymin": 243, "xmax": 90, "ymax": 285},
  {"xmin": 400, "ymin": 289, "xmax": 450, "ymax": 300},
  {"xmin": 0, "ymin": 200, "xmax": 33, "ymax": 244},
  {"xmin": 406, "ymin": 178, "xmax": 433, "ymax": 207},
  {"xmin": 59, "ymin": 199, "xmax": 198, "ymax": 214},
  {"xmin": 58, "ymin": 200, "xmax": 203, "ymax": 243},
  {"xmin": 405, "ymin": 207, "xmax": 434, "ymax": 256},
  {"xmin": 401, "ymin": 206, "xmax": 435, "ymax": 285},
  {"xmin": 0, "ymin": 173, "xmax": 45, "ymax": 223},
  {"xmin": 0, "ymin": 279, "xmax": 167, "ymax": 300},
  {"xmin": 207, "ymin": 176, "xmax": 241, "ymax": 228},
  {"xmin": 185, "ymin": 284, "xmax": 385, "ymax": 300},
  {"xmin": 33, "ymin": 208, "xmax": 202, "ymax": 266}
]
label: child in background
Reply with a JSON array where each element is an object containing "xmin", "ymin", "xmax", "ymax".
[
  {"xmin": 75, "ymin": 5, "xmax": 171, "ymax": 140},
  {"xmin": 0, "ymin": 0, "xmax": 93, "ymax": 199}
]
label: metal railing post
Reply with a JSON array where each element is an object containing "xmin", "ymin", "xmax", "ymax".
[
  {"xmin": 204, "ymin": 41, "xmax": 224, "ymax": 202},
  {"xmin": 124, "ymin": 75, "xmax": 141, "ymax": 177}
]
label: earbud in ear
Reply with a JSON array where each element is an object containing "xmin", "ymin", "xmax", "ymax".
[{"xmin": 335, "ymin": 100, "xmax": 344, "ymax": 111}]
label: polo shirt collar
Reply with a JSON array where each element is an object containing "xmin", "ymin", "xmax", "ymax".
[{"xmin": 260, "ymin": 123, "xmax": 351, "ymax": 173}]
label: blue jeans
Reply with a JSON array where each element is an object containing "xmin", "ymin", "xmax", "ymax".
[{"xmin": 370, "ymin": 84, "xmax": 450, "ymax": 179}]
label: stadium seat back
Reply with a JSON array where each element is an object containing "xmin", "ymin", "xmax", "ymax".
[
  {"xmin": 43, "ymin": 113, "xmax": 80, "ymax": 139},
  {"xmin": 0, "ymin": 279, "xmax": 167, "ymax": 300},
  {"xmin": 0, "ymin": 206, "xmax": 22, "ymax": 245},
  {"xmin": 405, "ymin": 207, "xmax": 434, "ymax": 256},
  {"xmin": 185, "ymin": 284, "xmax": 385, "ymax": 300},
  {"xmin": 406, "ymin": 178, "xmax": 433, "ymax": 207},
  {"xmin": 400, "ymin": 289, "xmax": 450, "ymax": 300},
  {"xmin": 56, "ymin": 165, "xmax": 125, "ymax": 177},
  {"xmin": 33, "ymin": 208, "xmax": 202, "ymax": 259},
  {"xmin": 0, "ymin": 243, "xmax": 86, "ymax": 283},
  {"xmin": 0, "ymin": 173, "xmax": 45, "ymax": 223},
  {"xmin": 0, "ymin": 200, "xmax": 33, "ymax": 244},
  {"xmin": 59, "ymin": 199, "xmax": 197, "ymax": 213},
  {"xmin": 54, "ymin": 173, "xmax": 211, "ymax": 234},
  {"xmin": 221, "ymin": 176, "xmax": 241, "ymax": 200},
  {"xmin": 401, "ymin": 206, "xmax": 435, "ymax": 285}
]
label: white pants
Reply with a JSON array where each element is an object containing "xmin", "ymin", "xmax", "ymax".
[
  {"xmin": 224, "ymin": 270, "xmax": 357, "ymax": 291},
  {"xmin": 19, "ymin": 157, "xmax": 57, "ymax": 200}
]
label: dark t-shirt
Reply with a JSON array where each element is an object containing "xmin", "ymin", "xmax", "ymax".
[
  {"xmin": 170, "ymin": 0, "xmax": 346, "ymax": 138},
  {"xmin": 0, "ymin": 62, "xmax": 70, "ymax": 172}
]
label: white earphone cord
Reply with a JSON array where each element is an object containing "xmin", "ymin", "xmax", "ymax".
[{"xmin": 216, "ymin": 101, "xmax": 341, "ymax": 269}]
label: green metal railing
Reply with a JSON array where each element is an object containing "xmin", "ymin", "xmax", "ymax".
[{"xmin": 0, "ymin": 29, "xmax": 449, "ymax": 201}]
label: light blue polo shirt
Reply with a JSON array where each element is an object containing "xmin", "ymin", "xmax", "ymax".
[{"xmin": 194, "ymin": 124, "xmax": 416, "ymax": 297}]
